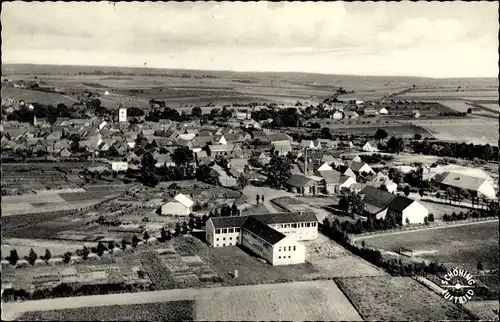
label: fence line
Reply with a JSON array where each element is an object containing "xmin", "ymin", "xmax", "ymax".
[{"xmin": 352, "ymin": 216, "xmax": 498, "ymax": 239}]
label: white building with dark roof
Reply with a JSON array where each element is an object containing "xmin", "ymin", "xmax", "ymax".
[
  {"xmin": 205, "ymin": 212, "xmax": 318, "ymax": 265},
  {"xmin": 359, "ymin": 186, "xmax": 428, "ymax": 225}
]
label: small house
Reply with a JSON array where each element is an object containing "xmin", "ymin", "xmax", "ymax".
[
  {"xmin": 286, "ymin": 174, "xmax": 320, "ymax": 195},
  {"xmin": 362, "ymin": 141, "xmax": 379, "ymax": 153},
  {"xmin": 161, "ymin": 193, "xmax": 194, "ymax": 216}
]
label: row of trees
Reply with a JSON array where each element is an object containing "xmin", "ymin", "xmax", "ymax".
[
  {"xmin": 5, "ymin": 103, "xmax": 81, "ymax": 124},
  {"xmin": 411, "ymin": 141, "xmax": 498, "ymax": 162},
  {"xmin": 138, "ymin": 146, "xmax": 220, "ymax": 187},
  {"xmin": 6, "ymin": 248, "xmax": 52, "ymax": 266},
  {"xmin": 442, "ymin": 206, "xmax": 500, "ymax": 221},
  {"xmin": 144, "ymin": 105, "xmax": 233, "ymax": 123},
  {"xmin": 2, "ymin": 280, "xmax": 151, "ymax": 302}
]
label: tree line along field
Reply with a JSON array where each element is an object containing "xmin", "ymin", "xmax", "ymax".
[{"xmin": 359, "ymin": 220, "xmax": 499, "ymax": 272}]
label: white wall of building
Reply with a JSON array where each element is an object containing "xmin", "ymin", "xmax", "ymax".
[
  {"xmin": 111, "ymin": 161, "xmax": 128, "ymax": 172},
  {"xmin": 212, "ymin": 227, "xmax": 242, "ymax": 247},
  {"xmin": 478, "ymin": 181, "xmax": 496, "ymax": 199},
  {"xmin": 119, "ymin": 108, "xmax": 127, "ymax": 123},
  {"xmin": 268, "ymin": 222, "xmax": 318, "ymax": 241},
  {"xmin": 272, "ymin": 237, "xmax": 305, "ymax": 266},
  {"xmin": 402, "ymin": 201, "xmax": 429, "ymax": 225},
  {"xmin": 241, "ymin": 229, "xmax": 274, "ymax": 262}
]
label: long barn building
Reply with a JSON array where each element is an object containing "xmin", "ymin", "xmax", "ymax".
[{"xmin": 205, "ymin": 212, "xmax": 318, "ymax": 266}]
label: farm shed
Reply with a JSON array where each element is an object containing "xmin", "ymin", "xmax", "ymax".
[{"xmin": 161, "ymin": 193, "xmax": 194, "ymax": 216}]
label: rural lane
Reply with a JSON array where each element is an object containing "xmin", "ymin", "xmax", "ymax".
[
  {"xmin": 2, "ymin": 280, "xmax": 348, "ymax": 321},
  {"xmin": 242, "ymin": 185, "xmax": 295, "ymax": 213},
  {"xmin": 352, "ymin": 218, "xmax": 499, "ymax": 241}
]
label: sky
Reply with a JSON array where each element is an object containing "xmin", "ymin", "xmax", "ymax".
[{"xmin": 2, "ymin": 1, "xmax": 498, "ymax": 78}]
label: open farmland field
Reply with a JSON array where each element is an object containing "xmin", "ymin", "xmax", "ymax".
[
  {"xmin": 1, "ymin": 194, "xmax": 119, "ymax": 217},
  {"xmin": 330, "ymin": 124, "xmax": 432, "ymax": 138},
  {"xmin": 421, "ymin": 121, "xmax": 498, "ymax": 146},
  {"xmin": 1, "ymin": 86, "xmax": 78, "ymax": 106},
  {"xmin": 336, "ymin": 276, "xmax": 474, "ymax": 321},
  {"xmin": 5, "ymin": 280, "xmax": 362, "ymax": 321},
  {"xmin": 6, "ymin": 64, "xmax": 495, "ymax": 110},
  {"xmin": 359, "ymin": 220, "xmax": 499, "ymax": 272},
  {"xmin": 195, "ymin": 280, "xmax": 362, "ymax": 321},
  {"xmin": 396, "ymin": 90, "xmax": 499, "ymax": 100},
  {"xmin": 464, "ymin": 300, "xmax": 499, "ymax": 321},
  {"xmin": 18, "ymin": 300, "xmax": 195, "ymax": 321},
  {"xmin": 437, "ymin": 100, "xmax": 473, "ymax": 112}
]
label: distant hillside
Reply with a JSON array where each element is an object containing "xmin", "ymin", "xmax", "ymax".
[{"xmin": 2, "ymin": 63, "xmax": 498, "ymax": 88}]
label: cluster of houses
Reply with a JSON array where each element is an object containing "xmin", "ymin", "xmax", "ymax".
[{"xmin": 285, "ymin": 154, "xmax": 398, "ymax": 196}]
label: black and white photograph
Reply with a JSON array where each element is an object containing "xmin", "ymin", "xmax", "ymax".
[{"xmin": 1, "ymin": 1, "xmax": 499, "ymax": 321}]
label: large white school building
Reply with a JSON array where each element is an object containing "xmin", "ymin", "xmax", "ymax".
[{"xmin": 205, "ymin": 212, "xmax": 319, "ymax": 266}]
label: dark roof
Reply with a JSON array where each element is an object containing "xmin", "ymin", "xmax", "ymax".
[
  {"xmin": 286, "ymin": 174, "xmax": 317, "ymax": 187},
  {"xmin": 242, "ymin": 216, "xmax": 286, "ymax": 245},
  {"xmin": 267, "ymin": 133, "xmax": 291, "ymax": 142},
  {"xmin": 387, "ymin": 196, "xmax": 415, "ymax": 212},
  {"xmin": 349, "ymin": 161, "xmax": 368, "ymax": 172},
  {"xmin": 319, "ymin": 169, "xmax": 342, "ymax": 184},
  {"xmin": 210, "ymin": 216, "xmax": 248, "ymax": 229},
  {"xmin": 251, "ymin": 212, "xmax": 318, "ymax": 224},
  {"xmin": 359, "ymin": 186, "xmax": 396, "ymax": 209}
]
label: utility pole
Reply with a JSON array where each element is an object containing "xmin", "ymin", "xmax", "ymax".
[{"xmin": 304, "ymin": 147, "xmax": 308, "ymax": 176}]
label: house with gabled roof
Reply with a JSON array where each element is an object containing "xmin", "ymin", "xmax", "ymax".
[
  {"xmin": 362, "ymin": 141, "xmax": 379, "ymax": 152},
  {"xmin": 286, "ymin": 174, "xmax": 320, "ymax": 195},
  {"xmin": 267, "ymin": 133, "xmax": 292, "ymax": 145},
  {"xmin": 300, "ymin": 140, "xmax": 322, "ymax": 150},
  {"xmin": 434, "ymin": 172, "xmax": 496, "ymax": 199},
  {"xmin": 365, "ymin": 172, "xmax": 398, "ymax": 193},
  {"xmin": 125, "ymin": 151, "xmax": 141, "ymax": 164},
  {"xmin": 58, "ymin": 148, "xmax": 72, "ymax": 158},
  {"xmin": 208, "ymin": 144, "xmax": 234, "ymax": 157},
  {"xmin": 161, "ymin": 193, "xmax": 194, "ymax": 216},
  {"xmin": 155, "ymin": 154, "xmax": 175, "ymax": 168},
  {"xmin": 338, "ymin": 165, "xmax": 357, "ymax": 179},
  {"xmin": 205, "ymin": 212, "xmax": 318, "ymax": 265},
  {"xmin": 318, "ymin": 170, "xmax": 356, "ymax": 194},
  {"xmin": 348, "ymin": 161, "xmax": 375, "ymax": 176},
  {"xmin": 358, "ymin": 186, "xmax": 428, "ymax": 225},
  {"xmin": 229, "ymin": 157, "xmax": 248, "ymax": 172},
  {"xmin": 213, "ymin": 134, "xmax": 228, "ymax": 145}
]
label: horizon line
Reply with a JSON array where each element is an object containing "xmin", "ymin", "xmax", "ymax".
[{"xmin": 2, "ymin": 62, "xmax": 497, "ymax": 80}]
